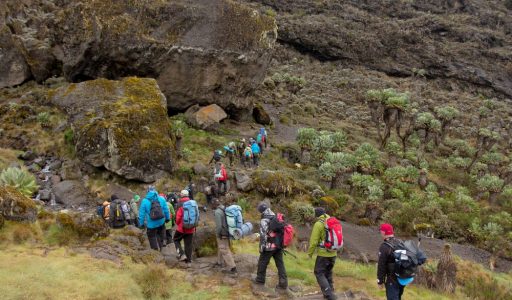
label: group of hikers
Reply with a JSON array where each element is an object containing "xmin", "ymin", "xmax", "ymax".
[{"xmin": 209, "ymin": 127, "xmax": 268, "ymax": 169}]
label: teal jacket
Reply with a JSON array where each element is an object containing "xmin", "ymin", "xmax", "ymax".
[
  {"xmin": 308, "ymin": 214, "xmax": 337, "ymax": 258},
  {"xmin": 138, "ymin": 190, "xmax": 170, "ymax": 229}
]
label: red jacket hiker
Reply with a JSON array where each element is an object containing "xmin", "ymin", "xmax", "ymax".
[
  {"xmin": 215, "ymin": 164, "xmax": 228, "ymax": 181},
  {"xmin": 175, "ymin": 197, "xmax": 195, "ymax": 234}
]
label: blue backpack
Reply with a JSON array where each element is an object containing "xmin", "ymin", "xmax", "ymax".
[
  {"xmin": 225, "ymin": 205, "xmax": 243, "ymax": 237},
  {"xmin": 182, "ymin": 200, "xmax": 199, "ymax": 229}
]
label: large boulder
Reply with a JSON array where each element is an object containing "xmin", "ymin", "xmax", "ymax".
[
  {"xmin": 235, "ymin": 171, "xmax": 254, "ymax": 192},
  {"xmin": 51, "ymin": 77, "xmax": 174, "ymax": 182},
  {"xmin": 0, "ymin": 26, "xmax": 31, "ymax": 88},
  {"xmin": 252, "ymin": 104, "xmax": 272, "ymax": 125},
  {"xmin": 1, "ymin": 0, "xmax": 277, "ymax": 116},
  {"xmin": 0, "ymin": 186, "xmax": 37, "ymax": 222},
  {"xmin": 53, "ymin": 180, "xmax": 90, "ymax": 207},
  {"xmin": 252, "ymin": 170, "xmax": 300, "ymax": 196},
  {"xmin": 185, "ymin": 104, "xmax": 228, "ymax": 130}
]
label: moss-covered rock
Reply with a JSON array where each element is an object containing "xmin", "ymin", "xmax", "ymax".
[
  {"xmin": 252, "ymin": 170, "xmax": 300, "ymax": 196},
  {"xmin": 56, "ymin": 211, "xmax": 110, "ymax": 240},
  {"xmin": 0, "ymin": 186, "xmax": 37, "ymax": 222},
  {"xmin": 51, "ymin": 77, "xmax": 174, "ymax": 182}
]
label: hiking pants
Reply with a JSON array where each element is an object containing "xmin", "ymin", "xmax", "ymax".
[
  {"xmin": 217, "ymin": 180, "xmax": 227, "ymax": 194},
  {"xmin": 255, "ymin": 250, "xmax": 287, "ymax": 288},
  {"xmin": 147, "ymin": 224, "xmax": 165, "ymax": 251},
  {"xmin": 314, "ymin": 256, "xmax": 336, "ymax": 300},
  {"xmin": 258, "ymin": 143, "xmax": 264, "ymax": 154},
  {"xmin": 385, "ymin": 279, "xmax": 404, "ymax": 300},
  {"xmin": 165, "ymin": 229, "xmax": 173, "ymax": 245},
  {"xmin": 173, "ymin": 231, "xmax": 194, "ymax": 263},
  {"xmin": 243, "ymin": 156, "xmax": 252, "ymax": 168},
  {"xmin": 253, "ymin": 154, "xmax": 259, "ymax": 167},
  {"xmin": 217, "ymin": 237, "xmax": 236, "ymax": 269}
]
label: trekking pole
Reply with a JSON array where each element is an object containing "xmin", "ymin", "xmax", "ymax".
[{"xmin": 283, "ymin": 249, "xmax": 298, "ymax": 259}]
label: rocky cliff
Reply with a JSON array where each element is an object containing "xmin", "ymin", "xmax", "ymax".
[{"xmin": 0, "ymin": 0, "xmax": 277, "ymax": 116}]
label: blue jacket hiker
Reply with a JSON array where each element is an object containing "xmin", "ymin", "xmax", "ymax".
[
  {"xmin": 138, "ymin": 189, "xmax": 170, "ymax": 251},
  {"xmin": 251, "ymin": 142, "xmax": 261, "ymax": 166}
]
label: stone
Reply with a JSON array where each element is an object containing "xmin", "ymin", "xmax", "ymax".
[
  {"xmin": 0, "ymin": 25, "xmax": 31, "ymax": 88},
  {"xmin": 51, "ymin": 78, "xmax": 174, "ymax": 182},
  {"xmin": 50, "ymin": 175, "xmax": 61, "ymax": 185},
  {"xmin": 0, "ymin": 186, "xmax": 37, "ymax": 222},
  {"xmin": 53, "ymin": 180, "xmax": 90, "ymax": 207},
  {"xmin": 38, "ymin": 189, "xmax": 51, "ymax": 201},
  {"xmin": 235, "ymin": 171, "xmax": 254, "ymax": 192},
  {"xmin": 18, "ymin": 150, "xmax": 37, "ymax": 161},
  {"xmin": 252, "ymin": 170, "xmax": 299, "ymax": 196},
  {"xmin": 193, "ymin": 163, "xmax": 209, "ymax": 176},
  {"xmin": 60, "ymin": 160, "xmax": 82, "ymax": 181},
  {"xmin": 104, "ymin": 183, "xmax": 135, "ymax": 202},
  {"xmin": 253, "ymin": 104, "xmax": 272, "ymax": 125},
  {"xmin": 233, "ymin": 254, "xmax": 259, "ymax": 274},
  {"xmin": 185, "ymin": 104, "xmax": 228, "ymax": 130}
]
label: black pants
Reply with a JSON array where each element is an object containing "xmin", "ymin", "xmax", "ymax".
[
  {"xmin": 165, "ymin": 229, "xmax": 173, "ymax": 244},
  {"xmin": 147, "ymin": 225, "xmax": 165, "ymax": 251},
  {"xmin": 217, "ymin": 180, "xmax": 227, "ymax": 194},
  {"xmin": 253, "ymin": 154, "xmax": 259, "ymax": 166},
  {"xmin": 314, "ymin": 256, "xmax": 336, "ymax": 299},
  {"xmin": 385, "ymin": 279, "xmax": 404, "ymax": 300},
  {"xmin": 173, "ymin": 231, "xmax": 194, "ymax": 263},
  {"xmin": 255, "ymin": 250, "xmax": 288, "ymax": 288},
  {"xmin": 258, "ymin": 143, "xmax": 264, "ymax": 154}
]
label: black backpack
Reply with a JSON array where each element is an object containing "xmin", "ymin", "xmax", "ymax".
[
  {"xmin": 213, "ymin": 150, "xmax": 222, "ymax": 161},
  {"xmin": 149, "ymin": 197, "xmax": 165, "ymax": 220},
  {"xmin": 267, "ymin": 215, "xmax": 285, "ymax": 249},
  {"xmin": 385, "ymin": 239, "xmax": 427, "ymax": 279},
  {"xmin": 110, "ymin": 200, "xmax": 126, "ymax": 228}
]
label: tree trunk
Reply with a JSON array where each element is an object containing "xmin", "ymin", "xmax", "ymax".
[{"xmin": 489, "ymin": 191, "xmax": 500, "ymax": 205}]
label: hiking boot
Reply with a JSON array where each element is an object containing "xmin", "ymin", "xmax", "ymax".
[
  {"xmin": 179, "ymin": 255, "xmax": 188, "ymax": 262},
  {"xmin": 222, "ymin": 267, "xmax": 238, "ymax": 275},
  {"xmin": 186, "ymin": 262, "xmax": 192, "ymax": 268}
]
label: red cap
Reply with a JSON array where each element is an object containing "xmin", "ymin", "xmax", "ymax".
[{"xmin": 380, "ymin": 223, "xmax": 394, "ymax": 235}]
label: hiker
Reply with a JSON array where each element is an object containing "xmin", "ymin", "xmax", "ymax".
[
  {"xmin": 308, "ymin": 207, "xmax": 341, "ymax": 300},
  {"xmin": 99, "ymin": 200, "xmax": 111, "ymax": 223},
  {"xmin": 138, "ymin": 187, "xmax": 170, "ymax": 251},
  {"xmin": 164, "ymin": 194, "xmax": 176, "ymax": 246},
  {"xmin": 209, "ymin": 149, "xmax": 223, "ymax": 165},
  {"xmin": 129, "ymin": 195, "xmax": 140, "ymax": 227},
  {"xmin": 173, "ymin": 190, "xmax": 198, "ymax": 267},
  {"xmin": 243, "ymin": 146, "xmax": 253, "ymax": 168},
  {"xmin": 204, "ymin": 181, "xmax": 217, "ymax": 206},
  {"xmin": 225, "ymin": 142, "xmax": 236, "ymax": 167},
  {"xmin": 166, "ymin": 191, "xmax": 179, "ymax": 210},
  {"xmin": 377, "ymin": 223, "xmax": 403, "ymax": 300},
  {"xmin": 120, "ymin": 197, "xmax": 133, "ymax": 225},
  {"xmin": 185, "ymin": 182, "xmax": 195, "ymax": 200},
  {"xmin": 214, "ymin": 162, "xmax": 228, "ymax": 195},
  {"xmin": 212, "ymin": 199, "xmax": 237, "ymax": 275},
  {"xmin": 256, "ymin": 129, "xmax": 266, "ymax": 154},
  {"xmin": 260, "ymin": 128, "xmax": 268, "ymax": 149},
  {"xmin": 251, "ymin": 140, "xmax": 261, "ymax": 167},
  {"xmin": 254, "ymin": 202, "xmax": 288, "ymax": 291},
  {"xmin": 109, "ymin": 195, "xmax": 127, "ymax": 229},
  {"xmin": 237, "ymin": 138, "xmax": 247, "ymax": 163}
]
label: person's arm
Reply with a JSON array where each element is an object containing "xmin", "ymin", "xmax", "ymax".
[
  {"xmin": 138, "ymin": 200, "xmax": 146, "ymax": 228},
  {"xmin": 162, "ymin": 198, "xmax": 170, "ymax": 221},
  {"xmin": 259, "ymin": 218, "xmax": 268, "ymax": 252},
  {"xmin": 377, "ymin": 243, "xmax": 389, "ymax": 285},
  {"xmin": 214, "ymin": 210, "xmax": 223, "ymax": 237},
  {"xmin": 175, "ymin": 207, "xmax": 183, "ymax": 227},
  {"xmin": 307, "ymin": 221, "xmax": 322, "ymax": 257}
]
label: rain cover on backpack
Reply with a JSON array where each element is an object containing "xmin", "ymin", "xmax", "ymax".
[
  {"xmin": 385, "ymin": 239, "xmax": 427, "ymax": 280},
  {"xmin": 182, "ymin": 200, "xmax": 199, "ymax": 229},
  {"xmin": 320, "ymin": 217, "xmax": 343, "ymax": 251},
  {"xmin": 225, "ymin": 205, "xmax": 243, "ymax": 237}
]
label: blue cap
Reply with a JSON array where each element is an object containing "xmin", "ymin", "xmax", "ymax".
[{"xmin": 397, "ymin": 277, "xmax": 414, "ymax": 286}]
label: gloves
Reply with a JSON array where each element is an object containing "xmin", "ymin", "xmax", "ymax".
[{"xmin": 165, "ymin": 219, "xmax": 170, "ymax": 224}]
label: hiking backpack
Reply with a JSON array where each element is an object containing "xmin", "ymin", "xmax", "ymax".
[
  {"xmin": 268, "ymin": 213, "xmax": 294, "ymax": 248},
  {"xmin": 225, "ymin": 205, "xmax": 243, "ymax": 239},
  {"xmin": 320, "ymin": 217, "xmax": 343, "ymax": 251},
  {"xmin": 182, "ymin": 200, "xmax": 199, "ymax": 229},
  {"xmin": 213, "ymin": 150, "xmax": 222, "ymax": 161},
  {"xmin": 96, "ymin": 205, "xmax": 104, "ymax": 218},
  {"xmin": 385, "ymin": 239, "xmax": 427, "ymax": 280},
  {"xmin": 110, "ymin": 200, "xmax": 126, "ymax": 227},
  {"xmin": 149, "ymin": 197, "xmax": 165, "ymax": 220}
]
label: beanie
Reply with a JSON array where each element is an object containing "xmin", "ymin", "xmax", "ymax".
[
  {"xmin": 110, "ymin": 194, "xmax": 119, "ymax": 201},
  {"xmin": 380, "ymin": 223, "xmax": 394, "ymax": 236},
  {"xmin": 180, "ymin": 189, "xmax": 189, "ymax": 197},
  {"xmin": 314, "ymin": 207, "xmax": 326, "ymax": 217},
  {"xmin": 133, "ymin": 195, "xmax": 140, "ymax": 202},
  {"xmin": 257, "ymin": 202, "xmax": 268, "ymax": 213}
]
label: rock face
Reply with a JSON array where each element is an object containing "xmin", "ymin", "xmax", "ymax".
[
  {"xmin": 51, "ymin": 77, "xmax": 174, "ymax": 182},
  {"xmin": 250, "ymin": 0, "xmax": 512, "ymax": 99},
  {"xmin": 185, "ymin": 104, "xmax": 228, "ymax": 130},
  {"xmin": 235, "ymin": 171, "xmax": 254, "ymax": 192},
  {"xmin": 53, "ymin": 180, "xmax": 90, "ymax": 207},
  {"xmin": 0, "ymin": 186, "xmax": 37, "ymax": 222},
  {"xmin": 252, "ymin": 104, "xmax": 272, "ymax": 125},
  {"xmin": 1, "ymin": 0, "xmax": 277, "ymax": 116}
]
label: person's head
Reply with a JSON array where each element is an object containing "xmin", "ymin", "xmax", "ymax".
[
  {"xmin": 241, "ymin": 138, "xmax": 246, "ymax": 143},
  {"xmin": 212, "ymin": 198, "xmax": 221, "ymax": 209},
  {"xmin": 314, "ymin": 207, "xmax": 326, "ymax": 218},
  {"xmin": 380, "ymin": 223, "xmax": 394, "ymax": 239},
  {"xmin": 133, "ymin": 195, "xmax": 140, "ymax": 203},
  {"xmin": 180, "ymin": 189, "xmax": 189, "ymax": 198},
  {"xmin": 147, "ymin": 185, "xmax": 156, "ymax": 192},
  {"xmin": 110, "ymin": 194, "xmax": 118, "ymax": 201},
  {"xmin": 257, "ymin": 202, "xmax": 269, "ymax": 214}
]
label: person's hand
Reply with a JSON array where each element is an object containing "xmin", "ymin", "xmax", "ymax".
[{"xmin": 377, "ymin": 280, "xmax": 384, "ymax": 289}]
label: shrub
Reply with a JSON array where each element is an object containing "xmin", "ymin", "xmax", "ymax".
[
  {"xmin": 237, "ymin": 197, "xmax": 250, "ymax": 212},
  {"xmin": 297, "ymin": 128, "xmax": 317, "ymax": 152},
  {"xmin": 135, "ymin": 264, "xmax": 170, "ymax": 299},
  {"xmin": 354, "ymin": 143, "xmax": 381, "ymax": 172},
  {"xmin": 36, "ymin": 112, "xmax": 51, "ymax": 126},
  {"xmin": 64, "ymin": 128, "xmax": 74, "ymax": 145},
  {"xmin": 0, "ymin": 167, "xmax": 39, "ymax": 197},
  {"xmin": 289, "ymin": 201, "xmax": 315, "ymax": 224}
]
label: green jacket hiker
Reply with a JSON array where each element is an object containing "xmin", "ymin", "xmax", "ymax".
[{"xmin": 308, "ymin": 214, "xmax": 337, "ymax": 258}]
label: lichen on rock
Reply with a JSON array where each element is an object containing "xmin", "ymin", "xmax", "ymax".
[
  {"xmin": 51, "ymin": 77, "xmax": 174, "ymax": 182},
  {"xmin": 0, "ymin": 186, "xmax": 37, "ymax": 223}
]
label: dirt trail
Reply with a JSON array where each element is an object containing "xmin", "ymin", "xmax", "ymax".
[{"xmin": 340, "ymin": 222, "xmax": 512, "ymax": 273}]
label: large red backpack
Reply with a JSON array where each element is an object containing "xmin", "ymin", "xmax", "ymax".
[{"xmin": 321, "ymin": 217, "xmax": 343, "ymax": 251}]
